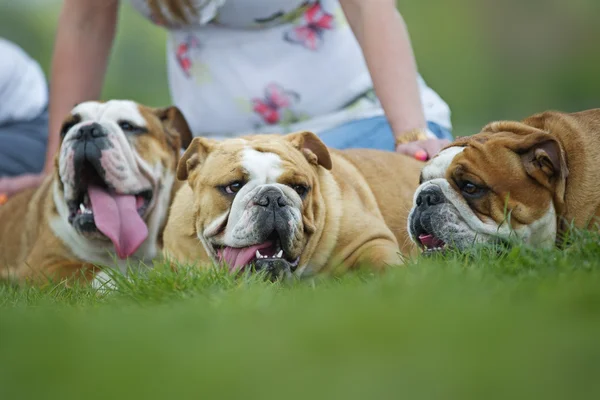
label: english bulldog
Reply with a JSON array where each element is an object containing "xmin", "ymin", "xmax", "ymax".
[
  {"xmin": 163, "ymin": 131, "xmax": 422, "ymax": 279},
  {"xmin": 0, "ymin": 100, "xmax": 192, "ymax": 285},
  {"xmin": 408, "ymin": 109, "xmax": 600, "ymax": 252}
]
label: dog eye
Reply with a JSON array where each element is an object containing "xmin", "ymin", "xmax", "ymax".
[
  {"xmin": 119, "ymin": 121, "xmax": 134, "ymax": 131},
  {"xmin": 222, "ymin": 181, "xmax": 244, "ymax": 195},
  {"xmin": 118, "ymin": 120, "xmax": 146, "ymax": 134},
  {"xmin": 461, "ymin": 181, "xmax": 485, "ymax": 198},
  {"xmin": 292, "ymin": 184, "xmax": 309, "ymax": 197}
]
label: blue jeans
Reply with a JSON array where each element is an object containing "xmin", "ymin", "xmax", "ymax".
[
  {"xmin": 0, "ymin": 108, "xmax": 48, "ymax": 177},
  {"xmin": 319, "ymin": 116, "xmax": 453, "ymax": 151}
]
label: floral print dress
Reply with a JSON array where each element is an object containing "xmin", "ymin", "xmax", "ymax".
[{"xmin": 130, "ymin": 0, "xmax": 452, "ymax": 139}]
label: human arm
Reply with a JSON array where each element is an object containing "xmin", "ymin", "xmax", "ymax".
[
  {"xmin": 339, "ymin": 0, "xmax": 449, "ymax": 159},
  {"xmin": 43, "ymin": 0, "xmax": 120, "ymax": 174}
]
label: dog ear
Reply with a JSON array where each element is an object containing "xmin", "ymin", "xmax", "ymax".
[
  {"xmin": 177, "ymin": 137, "xmax": 215, "ymax": 181},
  {"xmin": 507, "ymin": 133, "xmax": 569, "ymax": 204},
  {"xmin": 285, "ymin": 131, "xmax": 332, "ymax": 170},
  {"xmin": 519, "ymin": 135, "xmax": 567, "ymax": 187},
  {"xmin": 155, "ymin": 106, "xmax": 193, "ymax": 150},
  {"xmin": 482, "ymin": 114, "xmax": 568, "ymax": 203},
  {"xmin": 480, "ymin": 120, "xmax": 538, "ymax": 136}
]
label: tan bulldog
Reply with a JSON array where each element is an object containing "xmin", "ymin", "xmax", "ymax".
[
  {"xmin": 164, "ymin": 131, "xmax": 422, "ymax": 278},
  {"xmin": 0, "ymin": 100, "xmax": 192, "ymax": 285},
  {"xmin": 408, "ymin": 109, "xmax": 600, "ymax": 252}
]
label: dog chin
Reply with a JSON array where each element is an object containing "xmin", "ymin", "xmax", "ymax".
[{"xmin": 411, "ymin": 207, "xmax": 497, "ymax": 254}]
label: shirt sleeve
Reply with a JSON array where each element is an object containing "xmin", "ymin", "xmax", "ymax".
[{"xmin": 0, "ymin": 38, "xmax": 48, "ymax": 125}]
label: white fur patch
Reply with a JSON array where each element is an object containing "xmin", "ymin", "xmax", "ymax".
[
  {"xmin": 202, "ymin": 210, "xmax": 230, "ymax": 261},
  {"xmin": 91, "ymin": 270, "xmax": 117, "ymax": 291},
  {"xmin": 420, "ymin": 146, "xmax": 465, "ymax": 182},
  {"xmin": 241, "ymin": 148, "xmax": 283, "ymax": 184},
  {"xmin": 71, "ymin": 100, "xmax": 146, "ymax": 128},
  {"xmin": 518, "ymin": 204, "xmax": 556, "ymax": 248}
]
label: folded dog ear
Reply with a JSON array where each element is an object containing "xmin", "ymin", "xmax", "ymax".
[
  {"xmin": 155, "ymin": 106, "xmax": 193, "ymax": 150},
  {"xmin": 177, "ymin": 137, "xmax": 215, "ymax": 181},
  {"xmin": 285, "ymin": 131, "xmax": 332, "ymax": 170},
  {"xmin": 483, "ymin": 115, "xmax": 569, "ymax": 204},
  {"xmin": 508, "ymin": 133, "xmax": 569, "ymax": 206},
  {"xmin": 519, "ymin": 135, "xmax": 567, "ymax": 184}
]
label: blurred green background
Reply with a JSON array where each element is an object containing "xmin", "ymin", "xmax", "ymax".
[{"xmin": 1, "ymin": 0, "xmax": 599, "ymax": 135}]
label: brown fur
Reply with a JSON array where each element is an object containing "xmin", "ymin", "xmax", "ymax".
[
  {"xmin": 164, "ymin": 132, "xmax": 422, "ymax": 274},
  {"xmin": 0, "ymin": 104, "xmax": 192, "ymax": 284},
  {"xmin": 445, "ymin": 109, "xmax": 600, "ymax": 240}
]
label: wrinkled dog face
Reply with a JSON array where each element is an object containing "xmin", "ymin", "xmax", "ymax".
[
  {"xmin": 178, "ymin": 132, "xmax": 331, "ymax": 279},
  {"xmin": 54, "ymin": 100, "xmax": 191, "ymax": 260},
  {"xmin": 408, "ymin": 123, "xmax": 568, "ymax": 253}
]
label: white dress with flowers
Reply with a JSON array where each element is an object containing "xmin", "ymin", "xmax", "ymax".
[{"xmin": 130, "ymin": 0, "xmax": 452, "ymax": 139}]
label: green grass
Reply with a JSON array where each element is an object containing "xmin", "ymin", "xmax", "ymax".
[{"xmin": 2, "ymin": 231, "xmax": 600, "ymax": 400}]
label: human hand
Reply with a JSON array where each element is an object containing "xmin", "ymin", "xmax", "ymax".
[
  {"xmin": 0, "ymin": 173, "xmax": 45, "ymax": 198},
  {"xmin": 395, "ymin": 138, "xmax": 451, "ymax": 161}
]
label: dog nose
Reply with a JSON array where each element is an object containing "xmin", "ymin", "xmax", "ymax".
[
  {"xmin": 415, "ymin": 186, "xmax": 445, "ymax": 208},
  {"xmin": 255, "ymin": 187, "xmax": 288, "ymax": 208},
  {"xmin": 76, "ymin": 123, "xmax": 106, "ymax": 141}
]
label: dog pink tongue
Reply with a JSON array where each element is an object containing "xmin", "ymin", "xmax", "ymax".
[
  {"xmin": 218, "ymin": 242, "xmax": 273, "ymax": 273},
  {"xmin": 88, "ymin": 184, "xmax": 148, "ymax": 259},
  {"xmin": 418, "ymin": 234, "xmax": 445, "ymax": 249}
]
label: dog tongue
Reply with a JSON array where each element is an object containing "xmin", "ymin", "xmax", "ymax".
[
  {"xmin": 218, "ymin": 242, "xmax": 274, "ymax": 272},
  {"xmin": 88, "ymin": 184, "xmax": 148, "ymax": 259},
  {"xmin": 418, "ymin": 234, "xmax": 445, "ymax": 249}
]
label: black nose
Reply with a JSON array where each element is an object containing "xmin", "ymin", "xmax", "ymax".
[
  {"xmin": 415, "ymin": 186, "xmax": 445, "ymax": 208},
  {"xmin": 255, "ymin": 187, "xmax": 288, "ymax": 208},
  {"xmin": 75, "ymin": 123, "xmax": 106, "ymax": 141}
]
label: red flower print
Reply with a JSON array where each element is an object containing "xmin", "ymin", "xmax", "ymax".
[
  {"xmin": 252, "ymin": 83, "xmax": 300, "ymax": 125},
  {"xmin": 176, "ymin": 36, "xmax": 200, "ymax": 77},
  {"xmin": 284, "ymin": 1, "xmax": 334, "ymax": 51}
]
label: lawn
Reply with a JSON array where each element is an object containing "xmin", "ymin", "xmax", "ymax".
[{"xmin": 2, "ymin": 230, "xmax": 600, "ymax": 400}]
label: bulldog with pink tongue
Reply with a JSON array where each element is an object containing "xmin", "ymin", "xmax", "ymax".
[
  {"xmin": 164, "ymin": 131, "xmax": 424, "ymax": 280},
  {"xmin": 0, "ymin": 100, "xmax": 192, "ymax": 285}
]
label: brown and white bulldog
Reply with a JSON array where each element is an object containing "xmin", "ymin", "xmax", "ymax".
[
  {"xmin": 0, "ymin": 100, "xmax": 192, "ymax": 285},
  {"xmin": 164, "ymin": 131, "xmax": 422, "ymax": 278},
  {"xmin": 408, "ymin": 109, "xmax": 600, "ymax": 252}
]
